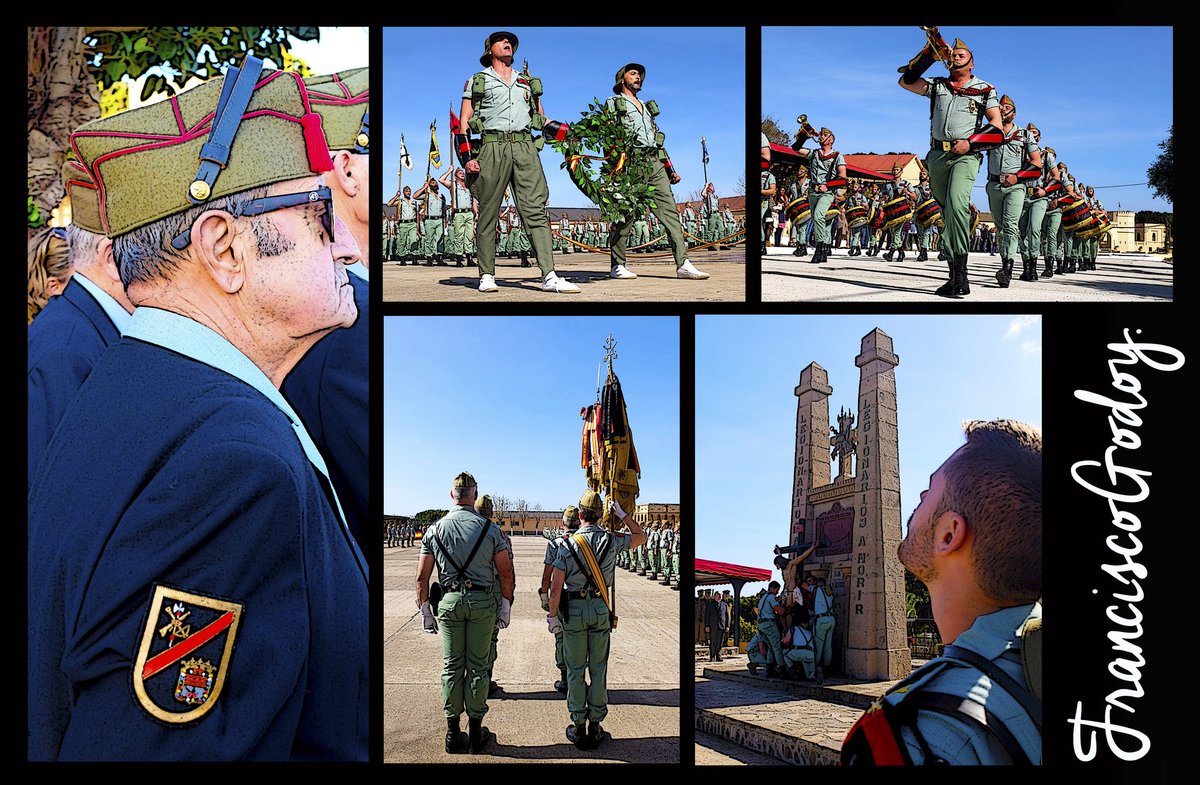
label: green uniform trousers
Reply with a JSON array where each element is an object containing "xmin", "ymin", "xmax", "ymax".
[
  {"xmin": 809, "ymin": 188, "xmax": 836, "ymax": 245},
  {"xmin": 986, "ymin": 180, "xmax": 1026, "ymax": 261},
  {"xmin": 672, "ymin": 551, "xmax": 680, "ymax": 580},
  {"xmin": 916, "ymin": 222, "xmax": 931, "ymax": 250},
  {"xmin": 382, "ymin": 227, "xmax": 393, "ymax": 259},
  {"xmin": 647, "ymin": 546, "xmax": 658, "ymax": 575},
  {"xmin": 887, "ymin": 222, "xmax": 905, "ymax": 251},
  {"xmin": 450, "ymin": 212, "xmax": 475, "ymax": 256},
  {"xmin": 397, "ymin": 221, "xmax": 419, "ymax": 257},
  {"xmin": 421, "ymin": 218, "xmax": 443, "ymax": 258},
  {"xmin": 1019, "ymin": 195, "xmax": 1048, "ymax": 261},
  {"xmin": 631, "ymin": 220, "xmax": 649, "ymax": 248},
  {"xmin": 813, "ymin": 615, "xmax": 836, "ymax": 668},
  {"xmin": 562, "ymin": 596, "xmax": 612, "ymax": 723},
  {"xmin": 747, "ymin": 637, "xmax": 768, "ymax": 670},
  {"xmin": 438, "ymin": 590, "xmax": 498, "ymax": 720},
  {"xmin": 758, "ymin": 619, "xmax": 785, "ymax": 669},
  {"xmin": 470, "ymin": 137, "xmax": 555, "ymax": 277},
  {"xmin": 610, "ymin": 158, "xmax": 688, "ymax": 267},
  {"xmin": 784, "ymin": 646, "xmax": 816, "ymax": 679},
  {"xmin": 926, "ymin": 149, "xmax": 982, "ymax": 258},
  {"xmin": 660, "ymin": 547, "xmax": 671, "ymax": 580}
]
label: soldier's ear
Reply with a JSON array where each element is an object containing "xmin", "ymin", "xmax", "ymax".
[
  {"xmin": 191, "ymin": 210, "xmax": 244, "ymax": 294},
  {"xmin": 330, "ymin": 150, "xmax": 363, "ymax": 199}
]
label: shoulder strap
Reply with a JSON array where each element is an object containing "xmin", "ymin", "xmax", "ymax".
[
  {"xmin": 899, "ymin": 691, "xmax": 1033, "ymax": 765},
  {"xmin": 570, "ymin": 533, "xmax": 612, "ymax": 612},
  {"xmin": 431, "ymin": 518, "xmax": 493, "ymax": 583},
  {"xmin": 941, "ymin": 644, "xmax": 1042, "ymax": 730}
]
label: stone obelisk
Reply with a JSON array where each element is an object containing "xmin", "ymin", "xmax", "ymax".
[{"xmin": 791, "ymin": 363, "xmax": 832, "ymax": 547}]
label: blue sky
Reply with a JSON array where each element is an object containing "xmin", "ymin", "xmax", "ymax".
[
  {"xmin": 696, "ymin": 315, "xmax": 1042, "ymax": 589},
  {"xmin": 383, "ymin": 27, "xmax": 745, "ymax": 207},
  {"xmin": 763, "ymin": 26, "xmax": 1172, "ymax": 212},
  {"xmin": 384, "ymin": 316, "xmax": 680, "ymax": 515}
]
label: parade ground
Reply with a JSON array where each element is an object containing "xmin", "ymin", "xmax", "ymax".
[
  {"xmin": 383, "ymin": 533, "xmax": 681, "ymax": 763},
  {"xmin": 382, "ymin": 248, "xmax": 745, "ymax": 302},
  {"xmin": 762, "ymin": 248, "xmax": 1172, "ymax": 303}
]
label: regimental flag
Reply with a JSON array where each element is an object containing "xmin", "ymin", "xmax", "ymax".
[
  {"xmin": 581, "ymin": 365, "xmax": 641, "ymax": 532},
  {"xmin": 399, "ymin": 133, "xmax": 412, "ymax": 170},
  {"xmin": 701, "ymin": 136, "xmax": 710, "ymax": 166},
  {"xmin": 450, "ymin": 108, "xmax": 461, "ymax": 135},
  {"xmin": 429, "ymin": 121, "xmax": 441, "ymax": 169},
  {"xmin": 132, "ymin": 584, "xmax": 243, "ymax": 724}
]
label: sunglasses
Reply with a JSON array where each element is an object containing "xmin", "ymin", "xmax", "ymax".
[
  {"xmin": 171, "ymin": 187, "xmax": 334, "ymax": 250},
  {"xmin": 50, "ymin": 226, "xmax": 68, "ymax": 240}
]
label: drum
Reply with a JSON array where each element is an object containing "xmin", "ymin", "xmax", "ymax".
[
  {"xmin": 826, "ymin": 206, "xmax": 840, "ymax": 223},
  {"xmin": 915, "ymin": 197, "xmax": 942, "ymax": 227},
  {"xmin": 1061, "ymin": 196, "xmax": 1095, "ymax": 235},
  {"xmin": 786, "ymin": 197, "xmax": 811, "ymax": 225},
  {"xmin": 1078, "ymin": 208, "xmax": 1110, "ymax": 239},
  {"xmin": 869, "ymin": 202, "xmax": 884, "ymax": 230},
  {"xmin": 846, "ymin": 203, "xmax": 868, "ymax": 229},
  {"xmin": 881, "ymin": 195, "xmax": 913, "ymax": 230}
]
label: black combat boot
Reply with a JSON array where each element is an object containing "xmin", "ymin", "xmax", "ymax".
[
  {"xmin": 520, "ymin": 252, "xmax": 530, "ymax": 268},
  {"xmin": 895, "ymin": 250, "xmax": 905, "ymax": 263},
  {"xmin": 917, "ymin": 249, "xmax": 928, "ymax": 262},
  {"xmin": 995, "ymin": 259, "xmax": 1012, "ymax": 288},
  {"xmin": 1042, "ymin": 256, "xmax": 1055, "ymax": 278},
  {"xmin": 955, "ymin": 255, "xmax": 972, "ymax": 296},
  {"xmin": 467, "ymin": 717, "xmax": 491, "ymax": 753},
  {"xmin": 567, "ymin": 721, "xmax": 590, "ymax": 749},
  {"xmin": 798, "ymin": 242, "xmax": 808, "ymax": 257},
  {"xmin": 588, "ymin": 720, "xmax": 609, "ymax": 747},
  {"xmin": 882, "ymin": 248, "xmax": 894, "ymax": 262},
  {"xmin": 793, "ymin": 244, "xmax": 802, "ymax": 256},
  {"xmin": 466, "ymin": 254, "xmax": 476, "ymax": 267},
  {"xmin": 446, "ymin": 717, "xmax": 467, "ymax": 754},
  {"xmin": 935, "ymin": 258, "xmax": 957, "ymax": 297},
  {"xmin": 938, "ymin": 248, "xmax": 947, "ymax": 261},
  {"xmin": 555, "ymin": 670, "xmax": 568, "ymax": 694}
]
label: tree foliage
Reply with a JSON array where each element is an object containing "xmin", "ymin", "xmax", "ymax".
[
  {"xmin": 904, "ymin": 569, "xmax": 931, "ymax": 619},
  {"xmin": 1146, "ymin": 125, "xmax": 1173, "ymax": 204},
  {"xmin": 413, "ymin": 509, "xmax": 449, "ymax": 525},
  {"xmin": 761, "ymin": 115, "xmax": 792, "ymax": 147}
]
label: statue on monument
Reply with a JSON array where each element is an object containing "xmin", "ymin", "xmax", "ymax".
[{"xmin": 829, "ymin": 406, "xmax": 857, "ymax": 482}]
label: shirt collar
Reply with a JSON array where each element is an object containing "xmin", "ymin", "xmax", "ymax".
[
  {"xmin": 123, "ymin": 307, "xmax": 347, "ymax": 529},
  {"xmin": 952, "ymin": 602, "xmax": 1040, "ymax": 660},
  {"xmin": 72, "ymin": 272, "xmax": 131, "ymax": 334},
  {"xmin": 348, "ymin": 262, "xmax": 369, "ymax": 282}
]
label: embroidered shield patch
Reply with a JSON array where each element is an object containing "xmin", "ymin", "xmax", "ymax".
[{"xmin": 132, "ymin": 585, "xmax": 243, "ymax": 724}]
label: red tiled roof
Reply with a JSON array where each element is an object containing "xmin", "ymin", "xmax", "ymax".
[{"xmin": 845, "ymin": 153, "xmax": 919, "ymax": 177}]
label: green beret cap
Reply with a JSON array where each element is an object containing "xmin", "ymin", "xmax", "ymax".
[
  {"xmin": 305, "ymin": 68, "xmax": 369, "ymax": 153},
  {"xmin": 70, "ymin": 63, "xmax": 332, "ymax": 237},
  {"xmin": 453, "ymin": 471, "xmax": 477, "ymax": 488}
]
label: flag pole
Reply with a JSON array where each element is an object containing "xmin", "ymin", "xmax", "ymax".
[{"xmin": 701, "ymin": 135, "xmax": 709, "ymax": 187}]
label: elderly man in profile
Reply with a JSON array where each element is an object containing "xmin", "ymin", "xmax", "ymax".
[{"xmin": 28, "ymin": 55, "xmax": 368, "ymax": 761}]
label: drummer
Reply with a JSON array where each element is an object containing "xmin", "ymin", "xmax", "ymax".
[
  {"xmin": 761, "ymin": 164, "xmax": 777, "ymax": 244},
  {"xmin": 914, "ymin": 168, "xmax": 936, "ymax": 262},
  {"xmin": 866, "ymin": 182, "xmax": 884, "ymax": 257},
  {"xmin": 846, "ymin": 181, "xmax": 869, "ymax": 257},
  {"xmin": 881, "ymin": 163, "xmax": 914, "ymax": 263},
  {"xmin": 788, "ymin": 168, "xmax": 810, "ymax": 257}
]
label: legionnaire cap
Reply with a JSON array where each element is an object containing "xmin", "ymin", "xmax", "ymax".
[
  {"xmin": 819, "ymin": 127, "xmax": 833, "ymax": 138},
  {"xmin": 304, "ymin": 68, "xmax": 369, "ymax": 154},
  {"xmin": 481, "ymin": 31, "xmax": 519, "ymax": 66},
  {"xmin": 953, "ymin": 38, "xmax": 971, "ymax": 54},
  {"xmin": 61, "ymin": 160, "xmax": 105, "ymax": 234},
  {"xmin": 563, "ymin": 505, "xmax": 578, "ymax": 519},
  {"xmin": 613, "ymin": 63, "xmax": 646, "ymax": 94},
  {"xmin": 453, "ymin": 471, "xmax": 477, "ymax": 489},
  {"xmin": 1025, "ymin": 122, "xmax": 1040, "ymax": 138},
  {"xmin": 475, "ymin": 495, "xmax": 494, "ymax": 518},
  {"xmin": 1000, "ymin": 94, "xmax": 1015, "ymax": 109},
  {"xmin": 69, "ymin": 54, "xmax": 332, "ymax": 237},
  {"xmin": 579, "ymin": 490, "xmax": 603, "ymax": 514}
]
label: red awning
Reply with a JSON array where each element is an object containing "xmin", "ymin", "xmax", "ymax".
[{"xmin": 695, "ymin": 558, "xmax": 772, "ymax": 586}]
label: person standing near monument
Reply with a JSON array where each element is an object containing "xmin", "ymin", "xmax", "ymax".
[
  {"xmin": 783, "ymin": 608, "xmax": 816, "ymax": 680},
  {"xmin": 704, "ymin": 588, "xmax": 729, "ymax": 662},
  {"xmin": 811, "ymin": 576, "xmax": 835, "ymax": 682},
  {"xmin": 842, "ymin": 420, "xmax": 1042, "ymax": 765},
  {"xmin": 756, "ymin": 581, "xmax": 786, "ymax": 678}
]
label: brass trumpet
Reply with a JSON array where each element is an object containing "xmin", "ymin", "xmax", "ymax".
[
  {"xmin": 920, "ymin": 26, "xmax": 955, "ymax": 69},
  {"xmin": 797, "ymin": 114, "xmax": 818, "ymax": 139}
]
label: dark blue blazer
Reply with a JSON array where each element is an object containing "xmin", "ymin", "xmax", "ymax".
[
  {"xmin": 28, "ymin": 338, "xmax": 369, "ymax": 761},
  {"xmin": 282, "ymin": 273, "xmax": 369, "ymax": 553},
  {"xmin": 27, "ymin": 277, "xmax": 121, "ymax": 490}
]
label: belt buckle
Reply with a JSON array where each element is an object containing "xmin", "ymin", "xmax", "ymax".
[{"xmin": 465, "ymin": 579, "xmax": 473, "ymax": 590}]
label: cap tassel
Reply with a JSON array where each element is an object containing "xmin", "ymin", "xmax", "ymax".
[{"xmin": 301, "ymin": 112, "xmax": 333, "ymax": 173}]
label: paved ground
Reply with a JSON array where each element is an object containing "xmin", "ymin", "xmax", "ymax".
[
  {"xmin": 383, "ymin": 534, "xmax": 680, "ymax": 763},
  {"xmin": 762, "ymin": 249, "xmax": 1172, "ymax": 302},
  {"xmin": 382, "ymin": 248, "xmax": 745, "ymax": 302},
  {"xmin": 695, "ymin": 731, "xmax": 785, "ymax": 765}
]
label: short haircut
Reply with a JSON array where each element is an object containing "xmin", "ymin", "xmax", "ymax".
[
  {"xmin": 768, "ymin": 580, "xmax": 780, "ymax": 591},
  {"xmin": 450, "ymin": 484, "xmax": 477, "ymax": 504},
  {"xmin": 65, "ymin": 223, "xmax": 105, "ymax": 270},
  {"xmin": 935, "ymin": 419, "xmax": 1042, "ymax": 603},
  {"xmin": 581, "ymin": 507, "xmax": 601, "ymax": 523}
]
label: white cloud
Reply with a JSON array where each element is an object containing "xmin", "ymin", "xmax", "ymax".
[{"xmin": 1004, "ymin": 315, "xmax": 1039, "ymax": 340}]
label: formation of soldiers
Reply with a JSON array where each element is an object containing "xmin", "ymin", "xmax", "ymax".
[
  {"xmin": 385, "ymin": 521, "xmax": 421, "ymax": 547},
  {"xmin": 765, "ymin": 32, "xmax": 1112, "ymax": 295},
  {"xmin": 615, "ymin": 519, "xmax": 681, "ymax": 588}
]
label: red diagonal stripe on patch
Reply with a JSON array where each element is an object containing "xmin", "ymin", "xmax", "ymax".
[{"xmin": 142, "ymin": 611, "xmax": 234, "ymax": 680}]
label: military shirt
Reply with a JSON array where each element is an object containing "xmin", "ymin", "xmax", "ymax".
[
  {"xmin": 757, "ymin": 592, "xmax": 781, "ymax": 620},
  {"xmin": 790, "ymin": 626, "xmax": 815, "ymax": 649},
  {"xmin": 788, "ymin": 181, "xmax": 803, "ymax": 201},
  {"xmin": 987, "ymin": 127, "xmax": 1037, "ymax": 177},
  {"xmin": 926, "ymin": 76, "xmax": 1000, "ymax": 142},
  {"xmin": 451, "ymin": 181, "xmax": 473, "ymax": 209},
  {"xmin": 552, "ymin": 523, "xmax": 632, "ymax": 591},
  {"xmin": 684, "ymin": 206, "xmax": 696, "ymax": 221},
  {"xmin": 398, "ymin": 198, "xmax": 418, "ymax": 221},
  {"xmin": 463, "ymin": 66, "xmax": 534, "ymax": 132},
  {"xmin": 606, "ymin": 94, "xmax": 657, "ymax": 148},
  {"xmin": 704, "ymin": 192, "xmax": 720, "ymax": 217},
  {"xmin": 423, "ymin": 191, "xmax": 445, "ymax": 217},
  {"xmin": 1039, "ymin": 149, "xmax": 1057, "ymax": 189},
  {"xmin": 813, "ymin": 587, "xmax": 834, "ymax": 615},
  {"xmin": 885, "ymin": 178, "xmax": 911, "ymax": 201},
  {"xmin": 421, "ymin": 506, "xmax": 506, "ymax": 588},
  {"xmin": 805, "ymin": 148, "xmax": 846, "ymax": 188},
  {"xmin": 761, "ymin": 170, "xmax": 776, "ymax": 193}
]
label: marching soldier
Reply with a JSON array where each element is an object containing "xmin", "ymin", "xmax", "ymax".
[
  {"xmin": 789, "ymin": 171, "xmax": 809, "ymax": 257},
  {"xmin": 1018, "ymin": 124, "xmax": 1055, "ymax": 280},
  {"xmin": 659, "ymin": 519, "xmax": 675, "ymax": 585},
  {"xmin": 702, "ymin": 182, "xmax": 723, "ymax": 247},
  {"xmin": 792, "ymin": 127, "xmax": 846, "ymax": 264},
  {"xmin": 845, "ymin": 182, "xmax": 868, "ymax": 256},
  {"xmin": 540, "ymin": 505, "xmax": 582, "ymax": 694},
  {"xmin": 899, "ymin": 35, "xmax": 1002, "ymax": 296},
  {"xmin": 914, "ymin": 168, "xmax": 935, "ymax": 262},
  {"xmin": 1084, "ymin": 185, "xmax": 1102, "ymax": 270},
  {"xmin": 396, "ymin": 185, "xmax": 420, "ymax": 265},
  {"xmin": 475, "ymin": 495, "xmax": 511, "ymax": 697},
  {"xmin": 439, "ymin": 167, "xmax": 479, "ymax": 267},
  {"xmin": 882, "ymin": 163, "xmax": 913, "ymax": 263},
  {"xmin": 416, "ymin": 472, "xmax": 514, "ymax": 754},
  {"xmin": 985, "ymin": 96, "xmax": 1042, "ymax": 286},
  {"xmin": 458, "ymin": 32, "xmax": 579, "ymax": 293},
  {"xmin": 547, "ymin": 493, "xmax": 645, "ymax": 749},
  {"xmin": 1043, "ymin": 161, "xmax": 1066, "ymax": 277},
  {"xmin": 605, "ymin": 63, "xmax": 708, "ymax": 280},
  {"xmin": 413, "ymin": 176, "xmax": 446, "ymax": 266}
]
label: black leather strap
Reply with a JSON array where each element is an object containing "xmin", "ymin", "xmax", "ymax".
[{"xmin": 189, "ymin": 55, "xmax": 265, "ymax": 204}]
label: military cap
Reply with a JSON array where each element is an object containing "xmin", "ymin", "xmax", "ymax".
[
  {"xmin": 1000, "ymin": 94, "xmax": 1015, "ymax": 109},
  {"xmin": 953, "ymin": 38, "xmax": 971, "ymax": 54},
  {"xmin": 68, "ymin": 54, "xmax": 332, "ymax": 237},
  {"xmin": 305, "ymin": 68, "xmax": 369, "ymax": 154},
  {"xmin": 475, "ymin": 494, "xmax": 494, "ymax": 518},
  {"xmin": 579, "ymin": 489, "xmax": 603, "ymax": 514},
  {"xmin": 453, "ymin": 471, "xmax": 477, "ymax": 488},
  {"xmin": 563, "ymin": 505, "xmax": 578, "ymax": 520},
  {"xmin": 62, "ymin": 160, "xmax": 105, "ymax": 235},
  {"xmin": 613, "ymin": 62, "xmax": 647, "ymax": 94},
  {"xmin": 819, "ymin": 127, "xmax": 833, "ymax": 138},
  {"xmin": 481, "ymin": 31, "xmax": 519, "ymax": 67},
  {"xmin": 1025, "ymin": 122, "xmax": 1040, "ymax": 138}
]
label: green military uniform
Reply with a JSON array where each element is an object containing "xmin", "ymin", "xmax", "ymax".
[
  {"xmin": 659, "ymin": 524, "xmax": 674, "ymax": 585},
  {"xmin": 599, "ymin": 221, "xmax": 609, "ymax": 249},
  {"xmin": 646, "ymin": 524, "xmax": 660, "ymax": 578},
  {"xmin": 914, "ymin": 181, "xmax": 934, "ymax": 260},
  {"xmin": 789, "ymin": 179, "xmax": 810, "ymax": 256},
  {"xmin": 703, "ymin": 190, "xmax": 723, "ymax": 244},
  {"xmin": 756, "ymin": 590, "xmax": 786, "ymax": 674},
  {"xmin": 544, "ymin": 526, "xmax": 571, "ymax": 688},
  {"xmin": 783, "ymin": 623, "xmax": 816, "ymax": 679},
  {"xmin": 745, "ymin": 632, "xmax": 768, "ymax": 674},
  {"xmin": 420, "ymin": 188, "xmax": 445, "ymax": 264},
  {"xmin": 448, "ymin": 178, "xmax": 476, "ymax": 265},
  {"xmin": 632, "ymin": 214, "xmax": 649, "ymax": 248},
  {"xmin": 882, "ymin": 173, "xmax": 912, "ymax": 262},
  {"xmin": 604, "ymin": 78, "xmax": 691, "ymax": 271},
  {"xmin": 682, "ymin": 206, "xmax": 697, "ymax": 246},
  {"xmin": 396, "ymin": 196, "xmax": 419, "ymax": 264},
  {"xmin": 985, "ymin": 113, "xmax": 1036, "ymax": 287},
  {"xmin": 1043, "ymin": 160, "xmax": 1064, "ymax": 276},
  {"xmin": 761, "ymin": 168, "xmax": 775, "ymax": 230},
  {"xmin": 796, "ymin": 134, "xmax": 845, "ymax": 264},
  {"xmin": 421, "ymin": 502, "xmax": 507, "ymax": 723},
  {"xmin": 1020, "ymin": 136, "xmax": 1053, "ymax": 278},
  {"xmin": 722, "ymin": 207, "xmax": 736, "ymax": 239},
  {"xmin": 1085, "ymin": 189, "xmax": 1102, "ymax": 270},
  {"xmin": 847, "ymin": 188, "xmax": 868, "ymax": 254},
  {"xmin": 670, "ymin": 527, "xmax": 680, "ymax": 587},
  {"xmin": 558, "ymin": 214, "xmax": 573, "ymax": 254},
  {"xmin": 382, "ymin": 217, "xmax": 394, "ymax": 261},
  {"xmin": 462, "ymin": 60, "xmax": 557, "ymax": 279},
  {"xmin": 552, "ymin": 497, "xmax": 632, "ymax": 734},
  {"xmin": 811, "ymin": 583, "xmax": 836, "ymax": 677}
]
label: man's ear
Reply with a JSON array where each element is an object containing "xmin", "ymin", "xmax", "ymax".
[
  {"xmin": 192, "ymin": 211, "xmax": 244, "ymax": 294},
  {"xmin": 96, "ymin": 237, "xmax": 120, "ymax": 286},
  {"xmin": 331, "ymin": 150, "xmax": 360, "ymax": 198},
  {"xmin": 933, "ymin": 512, "xmax": 970, "ymax": 557}
]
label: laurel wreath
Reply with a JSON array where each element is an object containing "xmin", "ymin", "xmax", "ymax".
[{"xmin": 550, "ymin": 98, "xmax": 660, "ymax": 223}]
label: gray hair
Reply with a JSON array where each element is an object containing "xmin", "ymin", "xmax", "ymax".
[
  {"xmin": 451, "ymin": 485, "xmax": 477, "ymax": 504},
  {"xmin": 65, "ymin": 223, "xmax": 106, "ymax": 272}
]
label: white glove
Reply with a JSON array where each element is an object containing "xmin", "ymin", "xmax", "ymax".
[
  {"xmin": 546, "ymin": 614, "xmax": 562, "ymax": 635},
  {"xmin": 497, "ymin": 597, "xmax": 512, "ymax": 629},
  {"xmin": 538, "ymin": 589, "xmax": 550, "ymax": 612},
  {"xmin": 609, "ymin": 498, "xmax": 628, "ymax": 519},
  {"xmin": 420, "ymin": 601, "xmax": 438, "ymax": 634}
]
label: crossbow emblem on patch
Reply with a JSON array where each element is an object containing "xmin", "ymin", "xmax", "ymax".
[{"xmin": 133, "ymin": 585, "xmax": 243, "ymax": 724}]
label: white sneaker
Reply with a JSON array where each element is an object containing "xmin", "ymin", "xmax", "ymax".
[
  {"xmin": 541, "ymin": 272, "xmax": 581, "ymax": 293},
  {"xmin": 609, "ymin": 264, "xmax": 638, "ymax": 280},
  {"xmin": 676, "ymin": 260, "xmax": 710, "ymax": 279},
  {"xmin": 478, "ymin": 274, "xmax": 499, "ymax": 293}
]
